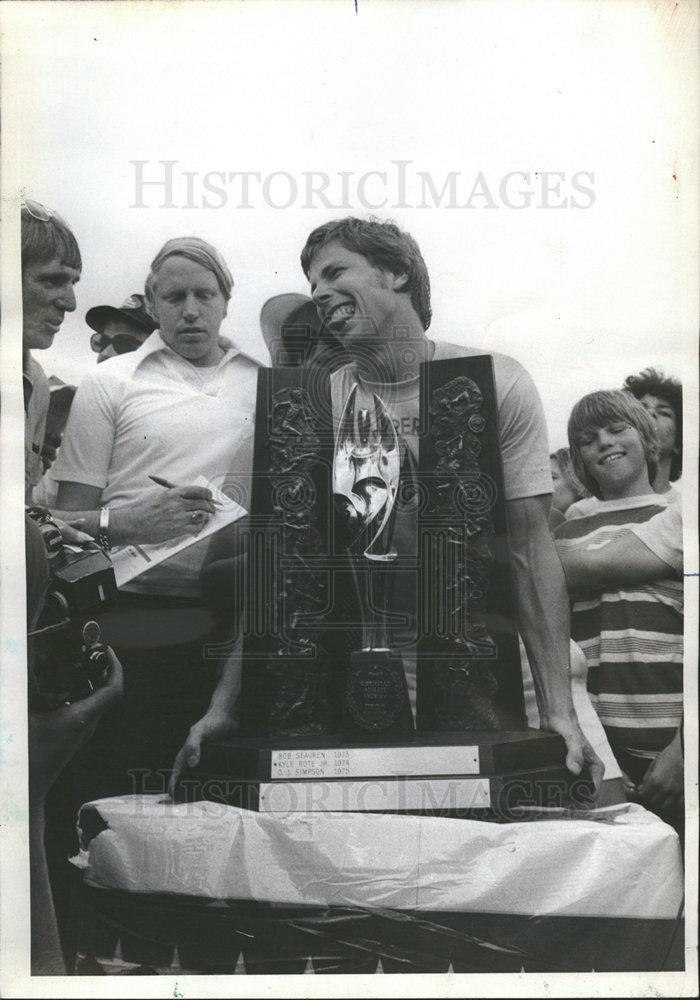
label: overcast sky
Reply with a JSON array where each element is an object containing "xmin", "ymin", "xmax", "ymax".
[{"xmin": 3, "ymin": 1, "xmax": 697, "ymax": 450}]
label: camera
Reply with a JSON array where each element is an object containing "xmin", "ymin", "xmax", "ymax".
[
  {"xmin": 32, "ymin": 618, "xmax": 111, "ymax": 712},
  {"xmin": 26, "ymin": 506, "xmax": 118, "ymax": 712}
]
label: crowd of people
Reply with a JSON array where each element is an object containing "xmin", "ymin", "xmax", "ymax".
[{"xmin": 21, "ymin": 200, "xmax": 684, "ymax": 973}]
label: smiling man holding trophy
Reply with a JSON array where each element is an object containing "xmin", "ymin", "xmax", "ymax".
[{"xmin": 177, "ymin": 217, "xmax": 603, "ymax": 815}]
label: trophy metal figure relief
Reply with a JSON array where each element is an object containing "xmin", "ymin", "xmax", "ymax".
[
  {"xmin": 417, "ymin": 359, "xmax": 527, "ymax": 731},
  {"xmin": 257, "ymin": 382, "xmax": 335, "ymax": 737},
  {"xmin": 416, "ymin": 372, "xmax": 501, "ymax": 731},
  {"xmin": 333, "ymin": 385, "xmax": 414, "ymax": 737}
]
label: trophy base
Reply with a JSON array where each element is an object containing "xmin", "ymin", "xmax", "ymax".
[
  {"xmin": 174, "ymin": 730, "xmax": 567, "ymax": 780},
  {"xmin": 342, "ymin": 649, "xmax": 415, "ymax": 740},
  {"xmin": 173, "ymin": 729, "xmax": 591, "ymax": 816}
]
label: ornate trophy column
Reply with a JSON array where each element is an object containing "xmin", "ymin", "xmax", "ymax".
[
  {"xmin": 416, "ymin": 355, "xmax": 527, "ymax": 731},
  {"xmin": 239, "ymin": 366, "xmax": 341, "ymax": 738}
]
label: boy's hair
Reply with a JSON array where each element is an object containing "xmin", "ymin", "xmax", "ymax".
[
  {"xmin": 300, "ymin": 217, "xmax": 432, "ymax": 329},
  {"xmin": 21, "ymin": 202, "xmax": 82, "ymax": 273},
  {"xmin": 567, "ymin": 390, "xmax": 659, "ymax": 499},
  {"xmin": 550, "ymin": 446, "xmax": 589, "ymax": 503},
  {"xmin": 623, "ymin": 367, "xmax": 683, "ymax": 481}
]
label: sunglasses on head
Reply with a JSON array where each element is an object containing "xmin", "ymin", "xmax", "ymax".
[
  {"xmin": 22, "ymin": 199, "xmax": 55, "ymax": 223},
  {"xmin": 90, "ymin": 332, "xmax": 144, "ymax": 355}
]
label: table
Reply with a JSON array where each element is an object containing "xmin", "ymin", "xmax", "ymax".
[{"xmin": 71, "ymin": 794, "xmax": 684, "ymax": 975}]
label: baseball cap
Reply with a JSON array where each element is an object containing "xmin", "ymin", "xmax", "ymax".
[{"xmin": 85, "ymin": 293, "xmax": 156, "ymax": 335}]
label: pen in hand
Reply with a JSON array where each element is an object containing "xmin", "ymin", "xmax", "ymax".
[
  {"xmin": 149, "ymin": 475, "xmax": 177, "ymax": 489},
  {"xmin": 148, "ymin": 474, "xmax": 223, "ymax": 506}
]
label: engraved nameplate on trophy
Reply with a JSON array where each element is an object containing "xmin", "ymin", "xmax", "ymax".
[{"xmin": 183, "ymin": 730, "xmax": 566, "ymax": 781}]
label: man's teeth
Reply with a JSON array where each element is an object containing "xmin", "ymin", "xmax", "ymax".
[
  {"xmin": 330, "ymin": 303, "xmax": 355, "ymax": 322},
  {"xmin": 601, "ymin": 454, "xmax": 624, "ymax": 463}
]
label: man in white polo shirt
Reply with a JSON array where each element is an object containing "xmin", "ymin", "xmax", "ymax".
[{"xmin": 51, "ymin": 236, "xmax": 260, "ymax": 790}]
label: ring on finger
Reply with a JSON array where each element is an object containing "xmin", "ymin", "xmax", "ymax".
[{"xmin": 190, "ymin": 510, "xmax": 204, "ymax": 523}]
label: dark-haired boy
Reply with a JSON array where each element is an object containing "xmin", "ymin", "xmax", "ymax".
[{"xmin": 623, "ymin": 367, "xmax": 682, "ymax": 495}]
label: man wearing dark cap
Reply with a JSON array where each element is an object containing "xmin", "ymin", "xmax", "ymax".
[{"xmin": 86, "ymin": 292, "xmax": 156, "ymax": 363}]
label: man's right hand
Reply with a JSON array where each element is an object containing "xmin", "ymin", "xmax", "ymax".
[
  {"xmin": 123, "ymin": 485, "xmax": 217, "ymax": 544},
  {"xmin": 168, "ymin": 709, "xmax": 239, "ymax": 799},
  {"xmin": 55, "ymin": 480, "xmax": 219, "ymax": 547}
]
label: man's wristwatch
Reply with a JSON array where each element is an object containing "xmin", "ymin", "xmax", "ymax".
[{"xmin": 98, "ymin": 506, "xmax": 110, "ymax": 551}]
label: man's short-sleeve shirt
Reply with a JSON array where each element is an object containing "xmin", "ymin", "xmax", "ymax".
[{"xmin": 330, "ymin": 340, "xmax": 553, "ymax": 500}]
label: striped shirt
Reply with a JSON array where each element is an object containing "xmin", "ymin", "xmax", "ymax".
[{"xmin": 555, "ymin": 495, "xmax": 683, "ymax": 769}]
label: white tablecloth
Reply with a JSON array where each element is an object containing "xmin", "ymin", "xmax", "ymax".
[{"xmin": 74, "ymin": 795, "xmax": 683, "ymax": 920}]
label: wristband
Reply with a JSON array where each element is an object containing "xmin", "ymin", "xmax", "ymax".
[{"xmin": 98, "ymin": 506, "xmax": 111, "ymax": 551}]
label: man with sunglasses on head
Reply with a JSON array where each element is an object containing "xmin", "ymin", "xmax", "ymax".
[
  {"xmin": 86, "ymin": 292, "xmax": 156, "ymax": 363},
  {"xmin": 21, "ymin": 199, "xmax": 123, "ymax": 970},
  {"xmin": 21, "ymin": 199, "xmax": 82, "ymax": 501}
]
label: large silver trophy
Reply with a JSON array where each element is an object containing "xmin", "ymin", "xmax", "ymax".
[
  {"xmin": 176, "ymin": 359, "xmax": 577, "ymax": 817},
  {"xmin": 333, "ymin": 384, "xmax": 414, "ymax": 737}
]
